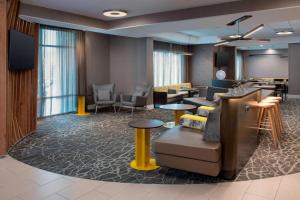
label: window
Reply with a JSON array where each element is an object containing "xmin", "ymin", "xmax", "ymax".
[
  {"xmin": 153, "ymin": 51, "xmax": 185, "ymax": 87},
  {"xmin": 37, "ymin": 26, "xmax": 78, "ymax": 117}
]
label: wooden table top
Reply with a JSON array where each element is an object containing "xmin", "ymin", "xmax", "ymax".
[
  {"xmin": 128, "ymin": 119, "xmax": 164, "ymax": 129},
  {"xmin": 160, "ymin": 104, "xmax": 196, "ymax": 111}
]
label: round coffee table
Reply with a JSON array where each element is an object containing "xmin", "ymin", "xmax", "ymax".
[
  {"xmin": 128, "ymin": 119, "xmax": 164, "ymax": 171},
  {"xmin": 160, "ymin": 104, "xmax": 196, "ymax": 128}
]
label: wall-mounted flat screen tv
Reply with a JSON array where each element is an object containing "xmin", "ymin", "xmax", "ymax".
[
  {"xmin": 9, "ymin": 29, "xmax": 35, "ymax": 70},
  {"xmin": 215, "ymin": 52, "xmax": 229, "ymax": 68}
]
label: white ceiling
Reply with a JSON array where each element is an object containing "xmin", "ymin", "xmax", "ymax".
[
  {"xmin": 19, "ymin": 0, "xmax": 300, "ymax": 50},
  {"xmin": 20, "ymin": 0, "xmax": 239, "ymax": 20},
  {"xmin": 148, "ymin": 7, "xmax": 300, "ymax": 50}
]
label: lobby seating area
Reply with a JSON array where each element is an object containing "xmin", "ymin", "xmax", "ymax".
[{"xmin": 1, "ymin": 0, "xmax": 300, "ymax": 199}]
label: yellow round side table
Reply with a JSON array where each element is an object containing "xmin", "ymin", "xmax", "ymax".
[{"xmin": 128, "ymin": 119, "xmax": 164, "ymax": 171}]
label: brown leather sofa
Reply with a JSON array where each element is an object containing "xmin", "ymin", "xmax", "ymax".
[{"xmin": 154, "ymin": 126, "xmax": 222, "ymax": 176}]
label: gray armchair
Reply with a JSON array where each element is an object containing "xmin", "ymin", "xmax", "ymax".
[
  {"xmin": 119, "ymin": 84, "xmax": 153, "ymax": 114},
  {"xmin": 92, "ymin": 83, "xmax": 117, "ymax": 113}
]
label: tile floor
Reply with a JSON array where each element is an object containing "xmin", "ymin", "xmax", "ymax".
[{"xmin": 0, "ymin": 155, "xmax": 299, "ymax": 200}]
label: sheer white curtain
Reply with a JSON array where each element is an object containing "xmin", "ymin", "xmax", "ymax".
[
  {"xmin": 153, "ymin": 51, "xmax": 185, "ymax": 87},
  {"xmin": 38, "ymin": 26, "xmax": 78, "ymax": 117},
  {"xmin": 235, "ymin": 51, "xmax": 244, "ymax": 80}
]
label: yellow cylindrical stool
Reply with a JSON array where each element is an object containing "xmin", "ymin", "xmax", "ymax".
[
  {"xmin": 76, "ymin": 96, "xmax": 90, "ymax": 116},
  {"xmin": 128, "ymin": 119, "xmax": 164, "ymax": 171}
]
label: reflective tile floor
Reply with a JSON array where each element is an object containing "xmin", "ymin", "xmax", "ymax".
[{"xmin": 0, "ymin": 155, "xmax": 299, "ymax": 200}]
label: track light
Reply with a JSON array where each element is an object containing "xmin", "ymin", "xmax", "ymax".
[
  {"xmin": 243, "ymin": 24, "xmax": 264, "ymax": 38},
  {"xmin": 214, "ymin": 41, "xmax": 230, "ymax": 46}
]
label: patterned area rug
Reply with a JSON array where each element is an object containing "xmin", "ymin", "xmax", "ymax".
[{"xmin": 9, "ymin": 100, "xmax": 300, "ymax": 184}]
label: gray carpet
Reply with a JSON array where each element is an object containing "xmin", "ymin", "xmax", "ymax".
[{"xmin": 8, "ymin": 100, "xmax": 300, "ymax": 184}]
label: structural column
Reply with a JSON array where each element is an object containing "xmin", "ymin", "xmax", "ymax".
[{"xmin": 0, "ymin": 0, "xmax": 7, "ymax": 154}]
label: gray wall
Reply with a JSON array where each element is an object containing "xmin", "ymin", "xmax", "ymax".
[
  {"xmin": 109, "ymin": 36, "xmax": 153, "ymax": 103},
  {"xmin": 85, "ymin": 33, "xmax": 154, "ymax": 104},
  {"xmin": 289, "ymin": 44, "xmax": 300, "ymax": 95},
  {"xmin": 190, "ymin": 45, "xmax": 214, "ymax": 86},
  {"xmin": 243, "ymin": 49, "xmax": 288, "ymax": 79},
  {"xmin": 85, "ymin": 32, "xmax": 110, "ymax": 103}
]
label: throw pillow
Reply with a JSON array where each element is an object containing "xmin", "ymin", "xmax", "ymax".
[
  {"xmin": 97, "ymin": 89, "xmax": 111, "ymax": 101},
  {"xmin": 203, "ymin": 107, "xmax": 221, "ymax": 143},
  {"xmin": 179, "ymin": 114, "xmax": 207, "ymax": 131},
  {"xmin": 197, "ymin": 106, "xmax": 215, "ymax": 117}
]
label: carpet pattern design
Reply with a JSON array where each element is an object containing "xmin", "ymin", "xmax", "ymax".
[{"xmin": 9, "ymin": 100, "xmax": 300, "ymax": 184}]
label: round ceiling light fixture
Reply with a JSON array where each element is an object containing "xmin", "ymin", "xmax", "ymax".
[
  {"xmin": 276, "ymin": 30, "xmax": 294, "ymax": 36},
  {"xmin": 102, "ymin": 9, "xmax": 128, "ymax": 18},
  {"xmin": 229, "ymin": 34, "xmax": 242, "ymax": 39}
]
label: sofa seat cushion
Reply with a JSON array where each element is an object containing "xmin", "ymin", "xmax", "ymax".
[
  {"xmin": 180, "ymin": 114, "xmax": 207, "ymax": 130},
  {"xmin": 184, "ymin": 97, "xmax": 217, "ymax": 107},
  {"xmin": 154, "ymin": 126, "xmax": 221, "ymax": 162}
]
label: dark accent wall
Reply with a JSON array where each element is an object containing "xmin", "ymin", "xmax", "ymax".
[
  {"xmin": 190, "ymin": 45, "xmax": 236, "ymax": 86},
  {"xmin": 84, "ymin": 34, "xmax": 154, "ymax": 105},
  {"xmin": 109, "ymin": 36, "xmax": 153, "ymax": 103},
  {"xmin": 190, "ymin": 45, "xmax": 214, "ymax": 86},
  {"xmin": 288, "ymin": 44, "xmax": 300, "ymax": 95},
  {"xmin": 85, "ymin": 32, "xmax": 110, "ymax": 104}
]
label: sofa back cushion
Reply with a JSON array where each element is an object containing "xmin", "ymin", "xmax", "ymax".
[
  {"xmin": 179, "ymin": 114, "xmax": 207, "ymax": 131},
  {"xmin": 203, "ymin": 107, "xmax": 221, "ymax": 143},
  {"xmin": 206, "ymin": 87, "xmax": 228, "ymax": 101}
]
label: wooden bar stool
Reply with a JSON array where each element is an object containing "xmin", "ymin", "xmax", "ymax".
[
  {"xmin": 261, "ymin": 98, "xmax": 284, "ymax": 136},
  {"xmin": 248, "ymin": 101, "xmax": 280, "ymax": 146}
]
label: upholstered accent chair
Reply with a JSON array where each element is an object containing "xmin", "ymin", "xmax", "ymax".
[
  {"xmin": 92, "ymin": 83, "xmax": 117, "ymax": 113},
  {"xmin": 119, "ymin": 84, "xmax": 153, "ymax": 114}
]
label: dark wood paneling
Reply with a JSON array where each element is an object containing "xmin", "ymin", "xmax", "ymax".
[
  {"xmin": 0, "ymin": 0, "xmax": 38, "ymax": 154},
  {"xmin": 0, "ymin": 0, "xmax": 8, "ymax": 154}
]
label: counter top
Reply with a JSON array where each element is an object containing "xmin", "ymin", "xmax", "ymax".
[{"xmin": 221, "ymin": 88, "xmax": 261, "ymax": 99}]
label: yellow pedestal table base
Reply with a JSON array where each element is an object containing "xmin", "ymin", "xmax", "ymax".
[
  {"xmin": 130, "ymin": 128, "xmax": 160, "ymax": 171},
  {"xmin": 76, "ymin": 96, "xmax": 91, "ymax": 116}
]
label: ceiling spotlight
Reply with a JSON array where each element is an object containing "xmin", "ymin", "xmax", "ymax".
[
  {"xmin": 276, "ymin": 30, "xmax": 294, "ymax": 36},
  {"xmin": 102, "ymin": 9, "xmax": 128, "ymax": 18},
  {"xmin": 229, "ymin": 34, "xmax": 242, "ymax": 39},
  {"xmin": 260, "ymin": 44, "xmax": 264, "ymax": 47}
]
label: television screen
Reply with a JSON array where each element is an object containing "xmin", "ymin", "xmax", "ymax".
[
  {"xmin": 9, "ymin": 29, "xmax": 35, "ymax": 70},
  {"xmin": 215, "ymin": 52, "xmax": 229, "ymax": 68}
]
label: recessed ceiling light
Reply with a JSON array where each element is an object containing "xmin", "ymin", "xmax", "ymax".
[
  {"xmin": 260, "ymin": 44, "xmax": 264, "ymax": 47},
  {"xmin": 276, "ymin": 30, "xmax": 294, "ymax": 36},
  {"xmin": 229, "ymin": 34, "xmax": 242, "ymax": 39},
  {"xmin": 102, "ymin": 9, "xmax": 128, "ymax": 18}
]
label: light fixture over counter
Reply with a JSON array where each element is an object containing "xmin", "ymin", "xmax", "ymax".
[
  {"xmin": 102, "ymin": 9, "xmax": 128, "ymax": 18},
  {"xmin": 276, "ymin": 30, "xmax": 294, "ymax": 36}
]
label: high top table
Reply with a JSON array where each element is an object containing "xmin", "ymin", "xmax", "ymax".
[
  {"xmin": 128, "ymin": 119, "xmax": 164, "ymax": 171},
  {"xmin": 160, "ymin": 104, "xmax": 196, "ymax": 128}
]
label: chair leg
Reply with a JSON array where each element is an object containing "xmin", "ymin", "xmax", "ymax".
[
  {"xmin": 95, "ymin": 105, "xmax": 98, "ymax": 114},
  {"xmin": 118, "ymin": 106, "xmax": 121, "ymax": 112},
  {"xmin": 131, "ymin": 107, "xmax": 134, "ymax": 115}
]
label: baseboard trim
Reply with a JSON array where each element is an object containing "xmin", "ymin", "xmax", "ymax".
[{"xmin": 287, "ymin": 94, "xmax": 300, "ymax": 99}]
